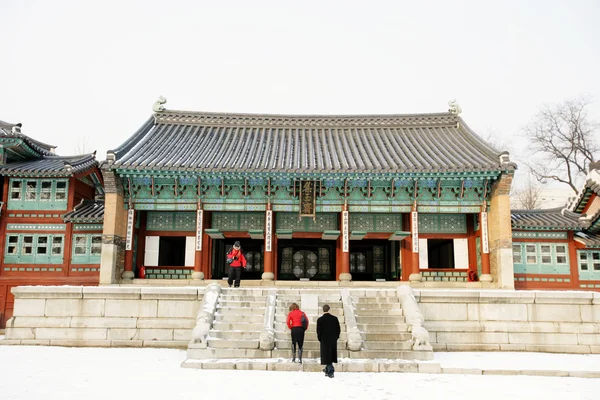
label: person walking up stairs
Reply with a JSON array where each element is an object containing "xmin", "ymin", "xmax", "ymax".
[{"xmin": 286, "ymin": 303, "xmax": 308, "ymax": 364}]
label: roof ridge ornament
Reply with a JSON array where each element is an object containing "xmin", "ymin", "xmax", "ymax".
[
  {"xmin": 448, "ymin": 100, "xmax": 462, "ymax": 116},
  {"xmin": 153, "ymin": 96, "xmax": 167, "ymax": 112}
]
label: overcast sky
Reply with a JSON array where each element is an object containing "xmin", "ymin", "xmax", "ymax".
[{"xmin": 1, "ymin": 0, "xmax": 599, "ymax": 188}]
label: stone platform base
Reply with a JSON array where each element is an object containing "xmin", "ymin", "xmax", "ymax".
[{"xmin": 182, "ymin": 358, "xmax": 600, "ymax": 378}]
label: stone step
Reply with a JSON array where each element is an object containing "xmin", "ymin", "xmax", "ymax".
[
  {"xmin": 354, "ymin": 309, "xmax": 403, "ymax": 316},
  {"xmin": 353, "ymin": 297, "xmax": 399, "ymax": 304},
  {"xmin": 275, "ymin": 315, "xmax": 345, "ymax": 323},
  {"xmin": 355, "ymin": 316, "xmax": 404, "ymax": 324},
  {"xmin": 217, "ymin": 306, "xmax": 265, "ymax": 314},
  {"xmin": 274, "ymin": 331, "xmax": 348, "ymax": 341},
  {"xmin": 187, "ymin": 348, "xmax": 272, "ymax": 359},
  {"xmin": 215, "ymin": 314, "xmax": 264, "ymax": 323},
  {"xmin": 275, "ymin": 340, "xmax": 347, "ymax": 350},
  {"xmin": 354, "ymin": 303, "xmax": 401, "ymax": 310},
  {"xmin": 362, "ymin": 341, "xmax": 413, "ymax": 350},
  {"xmin": 210, "ymin": 330, "xmax": 262, "ymax": 340},
  {"xmin": 221, "ymin": 289, "xmax": 268, "ymax": 296},
  {"xmin": 219, "ymin": 295, "xmax": 268, "ymax": 302},
  {"xmin": 207, "ymin": 338, "xmax": 259, "ymax": 349},
  {"xmin": 272, "ymin": 349, "xmax": 350, "ymax": 359},
  {"xmin": 213, "ymin": 322, "xmax": 265, "ymax": 331},
  {"xmin": 357, "ymin": 323, "xmax": 409, "ymax": 332},
  {"xmin": 218, "ymin": 300, "xmax": 265, "ymax": 307},
  {"xmin": 362, "ymin": 332, "xmax": 412, "ymax": 341},
  {"xmin": 275, "ymin": 307, "xmax": 344, "ymax": 314},
  {"xmin": 274, "ymin": 323, "xmax": 346, "ymax": 332},
  {"xmin": 351, "ymin": 350, "xmax": 433, "ymax": 361}
]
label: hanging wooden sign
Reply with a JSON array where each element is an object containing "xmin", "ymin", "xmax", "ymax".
[
  {"xmin": 265, "ymin": 210, "xmax": 273, "ymax": 252},
  {"xmin": 299, "ymin": 180, "xmax": 316, "ymax": 217},
  {"xmin": 481, "ymin": 211, "xmax": 489, "ymax": 254},
  {"xmin": 195, "ymin": 210, "xmax": 203, "ymax": 251},
  {"xmin": 342, "ymin": 211, "xmax": 349, "ymax": 253},
  {"xmin": 125, "ymin": 209, "xmax": 135, "ymax": 251},
  {"xmin": 411, "ymin": 211, "xmax": 419, "ymax": 253}
]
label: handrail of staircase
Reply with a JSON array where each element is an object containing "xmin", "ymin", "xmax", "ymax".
[
  {"xmin": 396, "ymin": 286, "xmax": 433, "ymax": 351},
  {"xmin": 259, "ymin": 290, "xmax": 277, "ymax": 350},
  {"xmin": 340, "ymin": 288, "xmax": 363, "ymax": 351},
  {"xmin": 190, "ymin": 283, "xmax": 222, "ymax": 348}
]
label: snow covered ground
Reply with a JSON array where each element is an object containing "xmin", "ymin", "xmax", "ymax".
[{"xmin": 0, "ymin": 346, "xmax": 599, "ymax": 400}]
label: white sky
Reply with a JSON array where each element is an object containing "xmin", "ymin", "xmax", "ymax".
[{"xmin": 1, "ymin": 0, "xmax": 599, "ymax": 187}]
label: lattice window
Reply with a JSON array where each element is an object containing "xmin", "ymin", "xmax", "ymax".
[
  {"xmin": 212, "ymin": 212, "xmax": 263, "ymax": 231},
  {"xmin": 555, "ymin": 245, "xmax": 567, "ymax": 264},
  {"xmin": 373, "ymin": 246, "xmax": 384, "ymax": 273},
  {"xmin": 418, "ymin": 214, "xmax": 467, "ymax": 234},
  {"xmin": 147, "ymin": 212, "xmax": 195, "ymax": 231},
  {"xmin": 10, "ymin": 180, "xmax": 21, "ymax": 200},
  {"xmin": 526, "ymin": 245, "xmax": 537, "ymax": 264},
  {"xmin": 350, "ymin": 252, "xmax": 366, "ymax": 273},
  {"xmin": 276, "ymin": 212, "xmax": 338, "ymax": 231},
  {"xmin": 540, "ymin": 245, "xmax": 552, "ymax": 264},
  {"xmin": 55, "ymin": 181, "xmax": 67, "ymax": 200},
  {"xmin": 512, "ymin": 244, "xmax": 522, "ymax": 264},
  {"xmin": 52, "ymin": 236, "xmax": 63, "ymax": 255},
  {"xmin": 578, "ymin": 250, "xmax": 600, "ymax": 281},
  {"xmin": 25, "ymin": 181, "xmax": 37, "ymax": 201},
  {"xmin": 40, "ymin": 181, "xmax": 52, "ymax": 201},
  {"xmin": 72, "ymin": 234, "xmax": 102, "ymax": 264},
  {"xmin": 4, "ymin": 233, "xmax": 65, "ymax": 264},
  {"xmin": 244, "ymin": 251, "xmax": 263, "ymax": 272},
  {"xmin": 281, "ymin": 247, "xmax": 293, "ymax": 274},
  {"xmin": 7, "ymin": 179, "xmax": 68, "ymax": 210},
  {"xmin": 6, "ymin": 235, "xmax": 19, "ymax": 255},
  {"xmin": 318, "ymin": 247, "xmax": 330, "ymax": 274}
]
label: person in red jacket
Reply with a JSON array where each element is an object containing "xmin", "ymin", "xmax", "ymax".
[
  {"xmin": 286, "ymin": 302, "xmax": 308, "ymax": 364},
  {"xmin": 226, "ymin": 241, "xmax": 247, "ymax": 288}
]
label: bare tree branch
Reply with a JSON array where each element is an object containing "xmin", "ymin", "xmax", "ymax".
[
  {"xmin": 522, "ymin": 96, "xmax": 598, "ymax": 193},
  {"xmin": 511, "ymin": 175, "xmax": 543, "ymax": 210}
]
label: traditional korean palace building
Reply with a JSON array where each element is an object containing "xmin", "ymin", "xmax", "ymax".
[
  {"xmin": 98, "ymin": 99, "xmax": 516, "ymax": 289},
  {"xmin": 0, "ymin": 120, "xmax": 103, "ymax": 327},
  {"xmin": 510, "ymin": 163, "xmax": 600, "ymax": 291}
]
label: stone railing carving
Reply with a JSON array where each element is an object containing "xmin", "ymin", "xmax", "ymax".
[
  {"xmin": 190, "ymin": 283, "xmax": 221, "ymax": 348},
  {"xmin": 341, "ymin": 288, "xmax": 363, "ymax": 351},
  {"xmin": 397, "ymin": 286, "xmax": 433, "ymax": 351},
  {"xmin": 259, "ymin": 290, "xmax": 277, "ymax": 350}
]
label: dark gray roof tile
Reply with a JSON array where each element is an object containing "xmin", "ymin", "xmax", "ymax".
[
  {"xmin": 511, "ymin": 207, "xmax": 582, "ymax": 230},
  {"xmin": 63, "ymin": 200, "xmax": 105, "ymax": 222},
  {"xmin": 0, "ymin": 154, "xmax": 98, "ymax": 176}
]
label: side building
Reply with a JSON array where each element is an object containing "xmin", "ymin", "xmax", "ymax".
[
  {"xmin": 98, "ymin": 99, "xmax": 517, "ymax": 288},
  {"xmin": 0, "ymin": 120, "xmax": 103, "ymax": 327},
  {"xmin": 510, "ymin": 162, "xmax": 600, "ymax": 290}
]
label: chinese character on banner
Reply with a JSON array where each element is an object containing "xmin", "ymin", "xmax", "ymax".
[
  {"xmin": 411, "ymin": 212, "xmax": 419, "ymax": 253},
  {"xmin": 195, "ymin": 210, "xmax": 203, "ymax": 251},
  {"xmin": 125, "ymin": 209, "xmax": 135, "ymax": 251},
  {"xmin": 265, "ymin": 210, "xmax": 273, "ymax": 252},
  {"xmin": 342, "ymin": 211, "xmax": 349, "ymax": 252},
  {"xmin": 481, "ymin": 212, "xmax": 489, "ymax": 254},
  {"xmin": 299, "ymin": 181, "xmax": 316, "ymax": 217}
]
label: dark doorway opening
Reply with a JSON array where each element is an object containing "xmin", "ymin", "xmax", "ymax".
[
  {"xmin": 350, "ymin": 240, "xmax": 391, "ymax": 281},
  {"xmin": 277, "ymin": 239, "xmax": 335, "ymax": 281},
  {"xmin": 212, "ymin": 239, "xmax": 264, "ymax": 280},
  {"xmin": 427, "ymin": 239, "xmax": 454, "ymax": 268},
  {"xmin": 158, "ymin": 236, "xmax": 186, "ymax": 266}
]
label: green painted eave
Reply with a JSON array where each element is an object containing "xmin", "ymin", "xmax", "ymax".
[{"xmin": 114, "ymin": 168, "xmax": 506, "ymax": 181}]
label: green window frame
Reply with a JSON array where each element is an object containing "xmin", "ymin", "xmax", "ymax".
[
  {"xmin": 578, "ymin": 250, "xmax": 600, "ymax": 281},
  {"xmin": 71, "ymin": 234, "xmax": 102, "ymax": 264},
  {"xmin": 513, "ymin": 243, "xmax": 570, "ymax": 275},
  {"xmin": 4, "ymin": 233, "xmax": 64, "ymax": 264},
  {"xmin": 7, "ymin": 178, "xmax": 69, "ymax": 210}
]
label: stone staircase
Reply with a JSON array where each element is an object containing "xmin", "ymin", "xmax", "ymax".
[
  {"xmin": 184, "ymin": 287, "xmax": 434, "ymax": 369},
  {"xmin": 272, "ymin": 292, "xmax": 348, "ymax": 360},
  {"xmin": 352, "ymin": 294, "xmax": 428, "ymax": 360}
]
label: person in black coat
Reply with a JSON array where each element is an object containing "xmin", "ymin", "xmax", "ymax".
[{"xmin": 316, "ymin": 304, "xmax": 341, "ymax": 378}]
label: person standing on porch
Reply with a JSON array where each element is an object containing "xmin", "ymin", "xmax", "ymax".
[
  {"xmin": 286, "ymin": 302, "xmax": 308, "ymax": 364},
  {"xmin": 317, "ymin": 304, "xmax": 340, "ymax": 378},
  {"xmin": 226, "ymin": 241, "xmax": 247, "ymax": 288}
]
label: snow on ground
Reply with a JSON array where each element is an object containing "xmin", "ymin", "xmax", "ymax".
[
  {"xmin": 0, "ymin": 346, "xmax": 599, "ymax": 400},
  {"xmin": 435, "ymin": 352, "xmax": 600, "ymax": 372}
]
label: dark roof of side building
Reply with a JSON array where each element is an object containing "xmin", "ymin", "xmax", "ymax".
[
  {"xmin": 511, "ymin": 207, "xmax": 583, "ymax": 230},
  {"xmin": 63, "ymin": 200, "xmax": 105, "ymax": 223},
  {"xmin": 108, "ymin": 107, "xmax": 516, "ymax": 175},
  {"xmin": 574, "ymin": 231, "xmax": 600, "ymax": 248},
  {"xmin": 0, "ymin": 153, "xmax": 98, "ymax": 177},
  {"xmin": 0, "ymin": 119, "xmax": 56, "ymax": 157}
]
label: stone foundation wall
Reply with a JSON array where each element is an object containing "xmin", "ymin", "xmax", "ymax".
[
  {"xmin": 419, "ymin": 290, "xmax": 600, "ymax": 353},
  {"xmin": 3, "ymin": 286, "xmax": 204, "ymax": 348}
]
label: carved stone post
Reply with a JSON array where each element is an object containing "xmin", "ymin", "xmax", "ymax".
[{"xmin": 99, "ymin": 169, "xmax": 126, "ymax": 285}]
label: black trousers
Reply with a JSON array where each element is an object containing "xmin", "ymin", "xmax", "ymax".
[
  {"xmin": 227, "ymin": 267, "xmax": 242, "ymax": 287},
  {"xmin": 291, "ymin": 327, "xmax": 305, "ymax": 351}
]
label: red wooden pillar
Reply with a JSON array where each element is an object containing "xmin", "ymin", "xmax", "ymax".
[
  {"xmin": 262, "ymin": 205, "xmax": 274, "ymax": 280},
  {"xmin": 122, "ymin": 208, "xmax": 135, "ymax": 280},
  {"xmin": 201, "ymin": 211, "xmax": 212, "ymax": 280},
  {"xmin": 0, "ymin": 179, "xmax": 11, "ymax": 277},
  {"xmin": 339, "ymin": 204, "xmax": 351, "ymax": 282},
  {"xmin": 409, "ymin": 206, "xmax": 421, "ymax": 281},
  {"xmin": 479, "ymin": 210, "xmax": 492, "ymax": 282},
  {"xmin": 192, "ymin": 208, "xmax": 204, "ymax": 280},
  {"xmin": 568, "ymin": 232, "xmax": 580, "ymax": 290}
]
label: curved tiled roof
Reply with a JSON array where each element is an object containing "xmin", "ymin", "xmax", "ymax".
[
  {"xmin": 108, "ymin": 109, "xmax": 515, "ymax": 175},
  {"xmin": 574, "ymin": 232, "xmax": 600, "ymax": 248},
  {"xmin": 0, "ymin": 120, "xmax": 56, "ymax": 156},
  {"xmin": 63, "ymin": 200, "xmax": 105, "ymax": 223},
  {"xmin": 0, "ymin": 153, "xmax": 98, "ymax": 177},
  {"xmin": 511, "ymin": 207, "xmax": 582, "ymax": 230}
]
